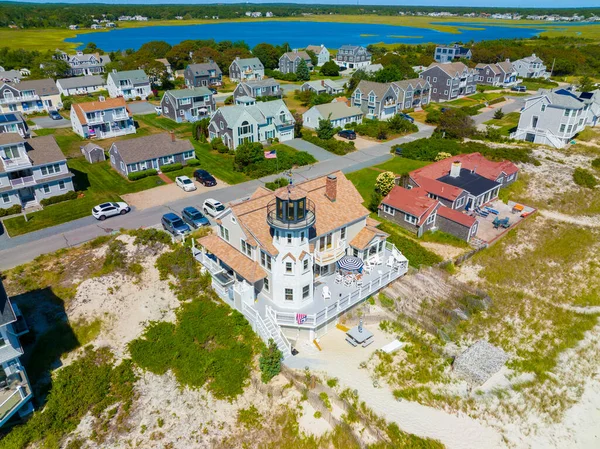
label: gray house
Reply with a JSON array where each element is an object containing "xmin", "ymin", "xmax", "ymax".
[
  {"xmin": 0, "ymin": 113, "xmax": 29, "ymax": 138},
  {"xmin": 0, "ymin": 134, "xmax": 75, "ymax": 210},
  {"xmin": 392, "ymin": 78, "xmax": 432, "ymax": 110},
  {"xmin": 278, "ymin": 51, "xmax": 313, "ymax": 75},
  {"xmin": 56, "ymin": 75, "xmax": 107, "ymax": 96},
  {"xmin": 109, "ymin": 132, "xmax": 195, "ymax": 177},
  {"xmin": 301, "ymin": 79, "xmax": 345, "ymax": 96},
  {"xmin": 0, "ymin": 79, "xmax": 61, "ymax": 115},
  {"xmin": 160, "ymin": 87, "xmax": 215, "ymax": 123},
  {"xmin": 229, "ymin": 57, "xmax": 264, "ymax": 82},
  {"xmin": 475, "ymin": 61, "xmax": 518, "ymax": 87},
  {"xmin": 513, "ymin": 53, "xmax": 549, "ymax": 79},
  {"xmin": 233, "ymin": 79, "xmax": 281, "ymax": 100},
  {"xmin": 335, "ymin": 45, "xmax": 372, "ymax": 70},
  {"xmin": 53, "ymin": 50, "xmax": 111, "ymax": 76},
  {"xmin": 184, "ymin": 62, "xmax": 222, "ymax": 88},
  {"xmin": 351, "ymin": 80, "xmax": 400, "ymax": 120},
  {"xmin": 302, "ymin": 102, "xmax": 363, "ymax": 130},
  {"xmin": 106, "ymin": 69, "xmax": 152, "ymax": 100},
  {"xmin": 419, "ymin": 62, "xmax": 477, "ymax": 102},
  {"xmin": 434, "ymin": 44, "xmax": 472, "ymax": 63},
  {"xmin": 80, "ymin": 143, "xmax": 105, "ymax": 164},
  {"xmin": 0, "ymin": 280, "xmax": 33, "ymax": 428}
]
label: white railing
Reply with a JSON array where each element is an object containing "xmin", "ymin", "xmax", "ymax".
[
  {"xmin": 10, "ymin": 175, "xmax": 35, "ymax": 188},
  {"xmin": 265, "ymin": 306, "xmax": 292, "ymax": 351},
  {"xmin": 192, "ymin": 246, "xmax": 224, "ymax": 276},
  {"xmin": 2, "ymin": 156, "xmax": 32, "ymax": 171},
  {"xmin": 0, "ymin": 385, "xmax": 28, "ymax": 424},
  {"xmin": 112, "ymin": 113, "xmax": 129, "ymax": 120},
  {"xmin": 97, "ymin": 127, "xmax": 135, "ymax": 139},
  {"xmin": 0, "ymin": 95, "xmax": 39, "ymax": 104},
  {"xmin": 242, "ymin": 303, "xmax": 292, "ymax": 358},
  {"xmin": 87, "ymin": 115, "xmax": 105, "ymax": 124},
  {"xmin": 313, "ymin": 241, "xmax": 346, "ymax": 266}
]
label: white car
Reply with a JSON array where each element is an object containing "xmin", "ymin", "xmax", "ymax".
[
  {"xmin": 176, "ymin": 176, "xmax": 197, "ymax": 192},
  {"xmin": 92, "ymin": 202, "xmax": 130, "ymax": 221},
  {"xmin": 203, "ymin": 198, "xmax": 226, "ymax": 217}
]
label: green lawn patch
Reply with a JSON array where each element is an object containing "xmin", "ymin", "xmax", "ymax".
[
  {"xmin": 377, "ymin": 220, "xmax": 442, "ymax": 268},
  {"xmin": 518, "ymin": 78, "xmax": 559, "ymax": 91},
  {"xmin": 192, "ymin": 141, "xmax": 250, "ymax": 184},
  {"xmin": 302, "ymin": 133, "xmax": 356, "ymax": 155},
  {"xmin": 233, "ymin": 142, "xmax": 316, "ymax": 178},
  {"xmin": 484, "ymin": 111, "xmax": 520, "ymax": 136},
  {"xmin": 421, "ymin": 230, "xmax": 470, "ymax": 248}
]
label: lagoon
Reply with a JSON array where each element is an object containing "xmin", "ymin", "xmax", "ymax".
[{"xmin": 67, "ymin": 20, "xmax": 550, "ymax": 51}]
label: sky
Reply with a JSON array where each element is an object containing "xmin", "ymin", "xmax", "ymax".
[{"xmin": 7, "ymin": 0, "xmax": 600, "ymax": 8}]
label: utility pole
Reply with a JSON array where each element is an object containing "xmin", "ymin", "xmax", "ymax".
[{"xmin": 550, "ymin": 58, "xmax": 555, "ymax": 78}]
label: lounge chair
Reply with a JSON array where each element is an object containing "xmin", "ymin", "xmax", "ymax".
[
  {"xmin": 346, "ymin": 337, "xmax": 358, "ymax": 347},
  {"xmin": 335, "ymin": 274, "xmax": 343, "ymax": 284},
  {"xmin": 322, "ymin": 286, "xmax": 331, "ymax": 300},
  {"xmin": 386, "ymin": 257, "xmax": 394, "ymax": 268}
]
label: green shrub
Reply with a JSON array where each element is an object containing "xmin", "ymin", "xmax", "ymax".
[
  {"xmin": 493, "ymin": 109, "xmax": 505, "ymax": 120},
  {"xmin": 62, "ymin": 98, "xmax": 73, "ymax": 110},
  {"xmin": 237, "ymin": 405, "xmax": 263, "ymax": 430},
  {"xmin": 130, "ymin": 228, "xmax": 172, "ymax": 247},
  {"xmin": 233, "ymin": 142, "xmax": 316, "ymax": 178},
  {"xmin": 186, "ymin": 158, "xmax": 201, "ymax": 166},
  {"xmin": 128, "ymin": 169, "xmax": 158, "ymax": 181},
  {"xmin": 573, "ymin": 167, "xmax": 598, "ymax": 188},
  {"xmin": 303, "ymin": 133, "xmax": 355, "ymax": 155},
  {"xmin": 160, "ymin": 162, "xmax": 182, "ymax": 173},
  {"xmin": 377, "ymin": 221, "xmax": 443, "ymax": 267},
  {"xmin": 265, "ymin": 177, "xmax": 289, "ymax": 191},
  {"xmin": 591, "ymin": 158, "xmax": 600, "ymax": 170},
  {"xmin": 425, "ymin": 109, "xmax": 442, "ymax": 124},
  {"xmin": 40, "ymin": 190, "xmax": 78, "ymax": 206},
  {"xmin": 459, "ymin": 103, "xmax": 486, "ymax": 116},
  {"xmin": 259, "ymin": 339, "xmax": 283, "ymax": 383},
  {"xmin": 489, "ymin": 96, "xmax": 506, "ymax": 106},
  {"xmin": 0, "ymin": 204, "xmax": 22, "ymax": 217}
]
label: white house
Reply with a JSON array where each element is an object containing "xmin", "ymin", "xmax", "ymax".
[
  {"xmin": 107, "ymin": 69, "xmax": 152, "ymax": 100},
  {"xmin": 56, "ymin": 75, "xmax": 107, "ymax": 96},
  {"xmin": 335, "ymin": 45, "xmax": 372, "ymax": 70},
  {"xmin": 191, "ymin": 172, "xmax": 408, "ymax": 356},
  {"xmin": 513, "ymin": 53, "xmax": 550, "ymax": 79},
  {"xmin": 208, "ymin": 99, "xmax": 295, "ymax": 150},
  {"xmin": 306, "ymin": 45, "xmax": 330, "ymax": 66},
  {"xmin": 71, "ymin": 96, "xmax": 136, "ymax": 140},
  {"xmin": 303, "ymin": 102, "xmax": 363, "ymax": 130},
  {"xmin": 511, "ymin": 88, "xmax": 591, "ymax": 148}
]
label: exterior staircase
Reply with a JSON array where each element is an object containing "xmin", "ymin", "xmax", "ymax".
[{"xmin": 241, "ymin": 302, "xmax": 292, "ymax": 359}]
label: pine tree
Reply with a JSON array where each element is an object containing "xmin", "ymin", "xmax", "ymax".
[
  {"xmin": 259, "ymin": 339, "xmax": 283, "ymax": 383},
  {"xmin": 296, "ymin": 58, "xmax": 310, "ymax": 81}
]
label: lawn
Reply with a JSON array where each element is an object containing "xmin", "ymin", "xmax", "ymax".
[
  {"xmin": 346, "ymin": 156, "xmax": 430, "ymax": 203},
  {"xmin": 518, "ymin": 78, "xmax": 559, "ymax": 91},
  {"xmin": 484, "ymin": 111, "xmax": 520, "ymax": 136},
  {"xmin": 3, "ymin": 159, "xmax": 165, "ymax": 236}
]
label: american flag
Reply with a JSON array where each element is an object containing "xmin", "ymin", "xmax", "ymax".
[
  {"xmin": 264, "ymin": 150, "xmax": 277, "ymax": 159},
  {"xmin": 296, "ymin": 313, "xmax": 307, "ymax": 324}
]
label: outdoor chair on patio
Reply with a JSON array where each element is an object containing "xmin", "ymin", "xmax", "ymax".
[
  {"xmin": 386, "ymin": 257, "xmax": 395, "ymax": 268},
  {"xmin": 322, "ymin": 286, "xmax": 332, "ymax": 300},
  {"xmin": 363, "ymin": 263, "xmax": 372, "ymax": 274},
  {"xmin": 335, "ymin": 273, "xmax": 343, "ymax": 284},
  {"xmin": 356, "ymin": 277, "xmax": 363, "ymax": 288},
  {"xmin": 344, "ymin": 276, "xmax": 354, "ymax": 287}
]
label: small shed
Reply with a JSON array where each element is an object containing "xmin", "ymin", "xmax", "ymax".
[
  {"xmin": 80, "ymin": 143, "xmax": 106, "ymax": 164},
  {"xmin": 453, "ymin": 340, "xmax": 508, "ymax": 385}
]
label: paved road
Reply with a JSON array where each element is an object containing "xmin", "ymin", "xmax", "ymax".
[
  {"xmin": 0, "ymin": 123, "xmax": 434, "ymax": 270},
  {"xmin": 31, "ymin": 116, "xmax": 71, "ymax": 129},
  {"xmin": 473, "ymin": 95, "xmax": 527, "ymax": 127},
  {"xmin": 286, "ymin": 138, "xmax": 335, "ymax": 161}
]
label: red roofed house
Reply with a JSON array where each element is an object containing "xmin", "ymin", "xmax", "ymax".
[{"xmin": 379, "ymin": 153, "xmax": 518, "ymax": 242}]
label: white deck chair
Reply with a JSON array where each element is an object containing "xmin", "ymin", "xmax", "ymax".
[
  {"xmin": 335, "ymin": 273, "xmax": 343, "ymax": 284},
  {"xmin": 322, "ymin": 286, "xmax": 332, "ymax": 300},
  {"xmin": 386, "ymin": 257, "xmax": 394, "ymax": 268}
]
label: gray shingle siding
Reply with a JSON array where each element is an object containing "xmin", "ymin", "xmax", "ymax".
[{"xmin": 437, "ymin": 215, "xmax": 477, "ymax": 242}]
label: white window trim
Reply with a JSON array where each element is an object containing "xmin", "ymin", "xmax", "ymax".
[
  {"xmin": 404, "ymin": 214, "xmax": 417, "ymax": 225},
  {"xmin": 426, "ymin": 213, "xmax": 436, "ymax": 225}
]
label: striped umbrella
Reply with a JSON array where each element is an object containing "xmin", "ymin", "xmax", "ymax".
[{"xmin": 337, "ymin": 255, "xmax": 364, "ymax": 272}]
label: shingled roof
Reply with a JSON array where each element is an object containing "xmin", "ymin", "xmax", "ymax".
[{"xmin": 111, "ymin": 133, "xmax": 193, "ymax": 165}]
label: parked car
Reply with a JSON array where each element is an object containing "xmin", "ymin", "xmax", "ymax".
[
  {"xmin": 209, "ymin": 88, "xmax": 218, "ymax": 94},
  {"xmin": 399, "ymin": 113, "xmax": 414, "ymax": 123},
  {"xmin": 512, "ymin": 85, "xmax": 527, "ymax": 92},
  {"xmin": 203, "ymin": 198, "xmax": 226, "ymax": 217},
  {"xmin": 194, "ymin": 169, "xmax": 217, "ymax": 187},
  {"xmin": 92, "ymin": 202, "xmax": 130, "ymax": 221},
  {"xmin": 182, "ymin": 206, "xmax": 210, "ymax": 228},
  {"xmin": 394, "ymin": 146, "xmax": 403, "ymax": 156},
  {"xmin": 176, "ymin": 175, "xmax": 197, "ymax": 192},
  {"xmin": 338, "ymin": 129, "xmax": 356, "ymax": 140},
  {"xmin": 49, "ymin": 110, "xmax": 62, "ymax": 120},
  {"xmin": 161, "ymin": 212, "xmax": 191, "ymax": 236}
]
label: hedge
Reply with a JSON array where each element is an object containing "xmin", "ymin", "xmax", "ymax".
[
  {"xmin": 489, "ymin": 96, "xmax": 506, "ymax": 106},
  {"xmin": 128, "ymin": 168, "xmax": 158, "ymax": 181},
  {"xmin": 40, "ymin": 190, "xmax": 78, "ymax": 207},
  {"xmin": 160, "ymin": 163, "xmax": 183, "ymax": 173},
  {"xmin": 0, "ymin": 204, "xmax": 22, "ymax": 217},
  {"xmin": 187, "ymin": 158, "xmax": 201, "ymax": 167},
  {"xmin": 573, "ymin": 167, "xmax": 598, "ymax": 188},
  {"xmin": 302, "ymin": 134, "xmax": 355, "ymax": 155}
]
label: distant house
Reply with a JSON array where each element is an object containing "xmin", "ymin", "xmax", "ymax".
[
  {"xmin": 229, "ymin": 57, "xmax": 264, "ymax": 82},
  {"xmin": 305, "ymin": 45, "xmax": 330, "ymax": 66},
  {"xmin": 90, "ymin": 24, "xmax": 102, "ymax": 29},
  {"xmin": 278, "ymin": 51, "xmax": 313, "ymax": 75},
  {"xmin": 389, "ymin": 78, "xmax": 431, "ymax": 110},
  {"xmin": 302, "ymin": 102, "xmax": 363, "ymax": 130},
  {"xmin": 301, "ymin": 79, "xmax": 345, "ymax": 96},
  {"xmin": 160, "ymin": 87, "xmax": 216, "ymax": 123},
  {"xmin": 107, "ymin": 69, "xmax": 152, "ymax": 100},
  {"xmin": 513, "ymin": 53, "xmax": 550, "ymax": 79},
  {"xmin": 0, "ymin": 70, "xmax": 23, "ymax": 83},
  {"xmin": 184, "ymin": 62, "xmax": 222, "ymax": 88},
  {"xmin": 475, "ymin": 60, "xmax": 518, "ymax": 87},
  {"xmin": 71, "ymin": 97, "xmax": 135, "ymax": 139},
  {"xmin": 511, "ymin": 88, "xmax": 592, "ymax": 148},
  {"xmin": 53, "ymin": 50, "xmax": 111, "ymax": 76},
  {"xmin": 209, "ymin": 99, "xmax": 294, "ymax": 150},
  {"xmin": 419, "ymin": 62, "xmax": 477, "ymax": 102},
  {"xmin": 0, "ymin": 112, "xmax": 29, "ymax": 138},
  {"xmin": 362, "ymin": 63, "xmax": 383, "ymax": 75},
  {"xmin": 0, "ymin": 280, "xmax": 33, "ymax": 427},
  {"xmin": 56, "ymin": 75, "xmax": 106, "ymax": 96},
  {"xmin": 0, "ymin": 134, "xmax": 75, "ymax": 210},
  {"xmin": 434, "ymin": 44, "xmax": 472, "ymax": 63},
  {"xmin": 0, "ymin": 79, "xmax": 61, "ymax": 114},
  {"xmin": 352, "ymin": 80, "xmax": 399, "ymax": 120},
  {"xmin": 68, "ymin": 25, "xmax": 79, "ymax": 30},
  {"xmin": 109, "ymin": 133, "xmax": 196, "ymax": 177},
  {"xmin": 233, "ymin": 79, "xmax": 281, "ymax": 101},
  {"xmin": 335, "ymin": 45, "xmax": 372, "ymax": 70},
  {"xmin": 155, "ymin": 58, "xmax": 173, "ymax": 79}
]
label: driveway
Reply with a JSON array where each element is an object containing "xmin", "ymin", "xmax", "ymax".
[
  {"xmin": 286, "ymin": 138, "xmax": 335, "ymax": 161},
  {"xmin": 334, "ymin": 134, "xmax": 373, "ymax": 150},
  {"xmin": 280, "ymin": 84, "xmax": 300, "ymax": 95},
  {"xmin": 127, "ymin": 101, "xmax": 156, "ymax": 115},
  {"xmin": 472, "ymin": 95, "xmax": 528, "ymax": 127},
  {"xmin": 31, "ymin": 115, "xmax": 72, "ymax": 129}
]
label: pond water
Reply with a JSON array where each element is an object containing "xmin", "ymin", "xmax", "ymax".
[{"xmin": 66, "ymin": 20, "xmax": 553, "ymax": 51}]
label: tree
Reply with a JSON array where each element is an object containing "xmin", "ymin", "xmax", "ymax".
[
  {"xmin": 435, "ymin": 152, "xmax": 452, "ymax": 161},
  {"xmin": 436, "ymin": 108, "xmax": 476, "ymax": 139},
  {"xmin": 493, "ymin": 108, "xmax": 505, "ymax": 120},
  {"xmin": 320, "ymin": 60, "xmax": 339, "ymax": 77},
  {"xmin": 316, "ymin": 116, "xmax": 335, "ymax": 140},
  {"xmin": 296, "ymin": 58, "xmax": 310, "ymax": 82},
  {"xmin": 234, "ymin": 142, "xmax": 264, "ymax": 171},
  {"xmin": 193, "ymin": 118, "xmax": 210, "ymax": 141},
  {"xmin": 138, "ymin": 41, "xmax": 172, "ymax": 58},
  {"xmin": 82, "ymin": 42, "xmax": 100, "ymax": 55},
  {"xmin": 368, "ymin": 190, "xmax": 382, "ymax": 213},
  {"xmin": 375, "ymin": 172, "xmax": 395, "ymax": 197},
  {"xmin": 33, "ymin": 58, "xmax": 69, "ymax": 79},
  {"xmin": 579, "ymin": 75, "xmax": 595, "ymax": 92},
  {"xmin": 253, "ymin": 43, "xmax": 279, "ymax": 70},
  {"xmin": 374, "ymin": 66, "xmax": 402, "ymax": 83},
  {"xmin": 293, "ymin": 112, "xmax": 303, "ymax": 138},
  {"xmin": 259, "ymin": 339, "xmax": 283, "ymax": 383},
  {"xmin": 305, "ymin": 49, "xmax": 318, "ymax": 67}
]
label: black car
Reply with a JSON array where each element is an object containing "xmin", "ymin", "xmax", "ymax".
[
  {"xmin": 399, "ymin": 113, "xmax": 415, "ymax": 123},
  {"xmin": 49, "ymin": 110, "xmax": 63, "ymax": 120},
  {"xmin": 338, "ymin": 129, "xmax": 356, "ymax": 140},
  {"xmin": 512, "ymin": 85, "xmax": 527, "ymax": 92},
  {"xmin": 194, "ymin": 169, "xmax": 217, "ymax": 187},
  {"xmin": 209, "ymin": 88, "xmax": 218, "ymax": 94}
]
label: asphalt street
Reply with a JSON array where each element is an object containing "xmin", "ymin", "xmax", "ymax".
[{"xmin": 0, "ymin": 123, "xmax": 435, "ymax": 270}]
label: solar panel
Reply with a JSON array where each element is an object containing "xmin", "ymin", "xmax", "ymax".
[
  {"xmin": 0, "ymin": 113, "xmax": 18, "ymax": 124},
  {"xmin": 579, "ymin": 92, "xmax": 594, "ymax": 99}
]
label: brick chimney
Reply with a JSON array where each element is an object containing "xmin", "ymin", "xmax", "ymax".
[
  {"xmin": 169, "ymin": 131, "xmax": 176, "ymax": 142},
  {"xmin": 325, "ymin": 174, "xmax": 337, "ymax": 202},
  {"xmin": 321, "ymin": 80, "xmax": 325, "ymax": 87}
]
